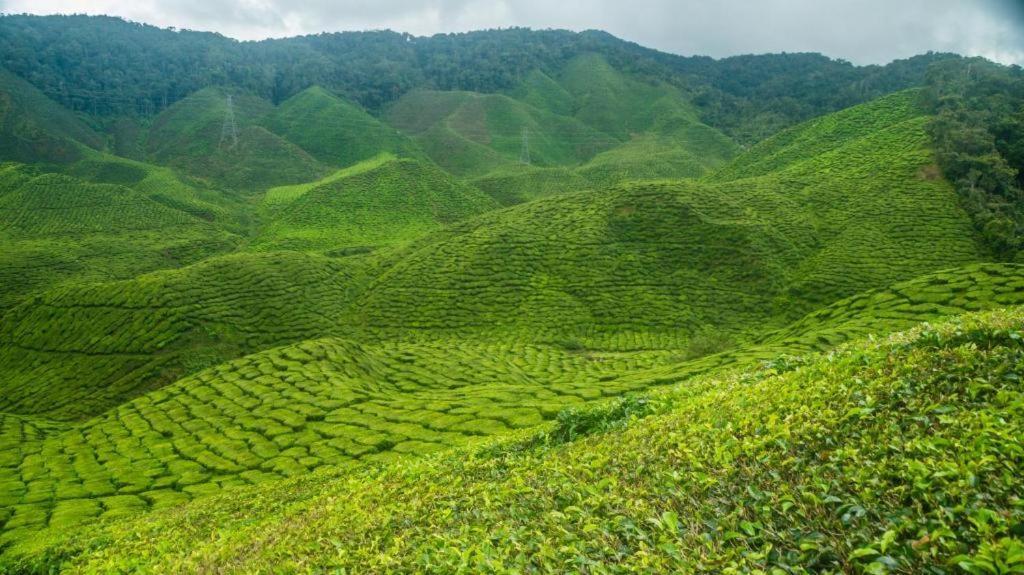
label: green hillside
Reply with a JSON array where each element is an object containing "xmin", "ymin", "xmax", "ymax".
[
  {"xmin": 264, "ymin": 86, "xmax": 419, "ymax": 168},
  {"xmin": 353, "ymin": 91, "xmax": 978, "ymax": 345},
  {"xmin": 0, "ymin": 251, "xmax": 362, "ymax": 421},
  {"xmin": 386, "ymin": 89, "xmax": 618, "ymax": 177},
  {"xmin": 709, "ymin": 90, "xmax": 930, "ymax": 181},
  {"xmin": 0, "ymin": 263, "xmax": 1021, "ymax": 553},
  {"xmin": 0, "ymin": 68, "xmax": 102, "ymax": 164},
  {"xmin": 4, "ymin": 306, "xmax": 1022, "ymax": 572},
  {"xmin": 470, "ymin": 163, "xmax": 593, "ymax": 205},
  {"xmin": 384, "ymin": 54, "xmax": 739, "ymax": 189},
  {"xmin": 253, "ymin": 156, "xmax": 498, "ymax": 252},
  {"xmin": 65, "ymin": 148, "xmax": 253, "ymax": 233},
  {"xmin": 0, "ymin": 167, "xmax": 238, "ymax": 310},
  {"xmin": 145, "ymin": 87, "xmax": 327, "ymax": 190},
  {"xmin": 2, "ymin": 16, "xmax": 1024, "ymax": 573}
]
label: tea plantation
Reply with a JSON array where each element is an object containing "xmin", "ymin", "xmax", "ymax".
[
  {"xmin": 2, "ymin": 24, "xmax": 1023, "ymax": 572},
  {"xmin": 4, "ymin": 305, "xmax": 1023, "ymax": 573},
  {"xmin": 1, "ymin": 262, "xmax": 1022, "ymax": 551}
]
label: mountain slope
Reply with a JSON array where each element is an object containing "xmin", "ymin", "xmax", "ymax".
[
  {"xmin": 385, "ymin": 89, "xmax": 618, "ymax": 177},
  {"xmin": 0, "ymin": 251, "xmax": 362, "ymax": 421},
  {"xmin": 1, "ymin": 263, "xmax": 1022, "ymax": 550},
  {"xmin": 0, "ymin": 167, "xmax": 238, "ymax": 310},
  {"xmin": 145, "ymin": 87, "xmax": 326, "ymax": 190},
  {"xmin": 264, "ymin": 86, "xmax": 420, "ymax": 168},
  {"xmin": 253, "ymin": 156, "xmax": 499, "ymax": 252},
  {"xmin": 0, "ymin": 68, "xmax": 102, "ymax": 164},
  {"xmin": 4, "ymin": 306, "xmax": 1021, "ymax": 572},
  {"xmin": 352, "ymin": 91, "xmax": 978, "ymax": 344}
]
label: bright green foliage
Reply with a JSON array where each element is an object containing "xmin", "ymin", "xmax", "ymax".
[
  {"xmin": 263, "ymin": 86, "xmax": 420, "ymax": 168},
  {"xmin": 0, "ymin": 68, "xmax": 102, "ymax": 165},
  {"xmin": 1, "ymin": 263, "xmax": 1021, "ymax": 550},
  {"xmin": 575, "ymin": 135, "xmax": 711, "ymax": 183},
  {"xmin": 385, "ymin": 53, "xmax": 738, "ymax": 190},
  {"xmin": 1, "ymin": 22, "xmax": 1023, "ymax": 571},
  {"xmin": 262, "ymin": 152, "xmax": 397, "ymax": 206},
  {"xmin": 65, "ymin": 148, "xmax": 252, "ymax": 233},
  {"xmin": 470, "ymin": 163, "xmax": 593, "ymax": 205},
  {"xmin": 355, "ymin": 93, "xmax": 979, "ymax": 342},
  {"xmin": 0, "ymin": 334, "xmax": 667, "ymax": 547},
  {"xmin": 0, "ymin": 251, "xmax": 363, "ymax": 420},
  {"xmin": 4, "ymin": 307, "xmax": 1023, "ymax": 573},
  {"xmin": 145, "ymin": 87, "xmax": 327, "ymax": 190},
  {"xmin": 386, "ymin": 89, "xmax": 618, "ymax": 176},
  {"xmin": 0, "ymin": 166, "xmax": 238, "ymax": 310},
  {"xmin": 709, "ymin": 90, "xmax": 928, "ymax": 181},
  {"xmin": 253, "ymin": 157, "xmax": 498, "ymax": 252}
]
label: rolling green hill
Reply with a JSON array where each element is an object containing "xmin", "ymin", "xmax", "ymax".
[
  {"xmin": 0, "ymin": 263, "xmax": 1021, "ymax": 552},
  {"xmin": 64, "ymin": 148, "xmax": 253, "ymax": 233},
  {"xmin": 0, "ymin": 68, "xmax": 102, "ymax": 165},
  {"xmin": 385, "ymin": 89, "xmax": 618, "ymax": 177},
  {"xmin": 0, "ymin": 167, "xmax": 239, "ymax": 310},
  {"xmin": 352, "ymin": 91, "xmax": 979, "ymax": 344},
  {"xmin": 0, "ymin": 251, "xmax": 363, "ymax": 422},
  {"xmin": 385, "ymin": 54, "xmax": 739, "ymax": 190},
  {"xmin": 263, "ymin": 86, "xmax": 420, "ymax": 168},
  {"xmin": 145, "ymin": 87, "xmax": 327, "ymax": 190},
  {"xmin": 253, "ymin": 156, "xmax": 499, "ymax": 252},
  {"xmin": 2, "ymin": 18, "xmax": 1024, "ymax": 572},
  {"xmin": 3, "ymin": 305, "xmax": 1022, "ymax": 572}
]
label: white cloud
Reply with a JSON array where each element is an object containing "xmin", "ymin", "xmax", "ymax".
[{"xmin": 3, "ymin": 0, "xmax": 1022, "ymax": 65}]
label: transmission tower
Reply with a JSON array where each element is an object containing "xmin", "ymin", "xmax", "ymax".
[
  {"xmin": 219, "ymin": 94, "xmax": 239, "ymax": 150},
  {"xmin": 519, "ymin": 126, "xmax": 531, "ymax": 165}
]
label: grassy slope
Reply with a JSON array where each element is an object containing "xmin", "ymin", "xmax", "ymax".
[
  {"xmin": 386, "ymin": 89, "xmax": 618, "ymax": 177},
  {"xmin": 145, "ymin": 87, "xmax": 326, "ymax": 191},
  {"xmin": 252, "ymin": 156, "xmax": 498, "ymax": 252},
  {"xmin": 263, "ymin": 86, "xmax": 420, "ymax": 168},
  {"xmin": 0, "ymin": 166, "xmax": 239, "ymax": 311},
  {"xmin": 352, "ymin": 91, "xmax": 978, "ymax": 346},
  {"xmin": 4, "ymin": 306, "xmax": 1023, "ymax": 573},
  {"xmin": 0, "ymin": 251, "xmax": 364, "ymax": 421},
  {"xmin": 65, "ymin": 148, "xmax": 253, "ymax": 234},
  {"xmin": 388, "ymin": 54, "xmax": 739, "ymax": 198},
  {"xmin": 1, "ymin": 263, "xmax": 1022, "ymax": 549},
  {"xmin": 0, "ymin": 68, "xmax": 102, "ymax": 165}
]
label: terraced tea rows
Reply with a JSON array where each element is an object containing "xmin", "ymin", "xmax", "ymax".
[
  {"xmin": 354, "ymin": 90, "xmax": 979, "ymax": 341},
  {"xmin": 0, "ymin": 168, "xmax": 239, "ymax": 310},
  {"xmin": 252, "ymin": 157, "xmax": 498, "ymax": 252},
  {"xmin": 0, "ymin": 252, "xmax": 363, "ymax": 420},
  {"xmin": 3, "ymin": 263, "xmax": 1022, "ymax": 545},
  {"xmin": 0, "ymin": 337, "xmax": 668, "ymax": 544},
  {"xmin": 7, "ymin": 304, "xmax": 1024, "ymax": 572}
]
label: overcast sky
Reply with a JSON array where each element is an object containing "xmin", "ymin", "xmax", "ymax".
[{"xmin": 2, "ymin": 0, "xmax": 1023, "ymax": 66}]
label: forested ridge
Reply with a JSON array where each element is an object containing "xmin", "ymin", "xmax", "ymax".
[{"xmin": 0, "ymin": 14, "xmax": 960, "ymax": 143}]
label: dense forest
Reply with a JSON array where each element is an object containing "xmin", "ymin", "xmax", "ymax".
[
  {"xmin": 924, "ymin": 58, "xmax": 1024, "ymax": 260},
  {"xmin": 0, "ymin": 14, "xmax": 958, "ymax": 143}
]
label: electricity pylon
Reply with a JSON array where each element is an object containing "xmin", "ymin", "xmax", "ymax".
[
  {"xmin": 219, "ymin": 94, "xmax": 238, "ymax": 150},
  {"xmin": 519, "ymin": 126, "xmax": 530, "ymax": 165}
]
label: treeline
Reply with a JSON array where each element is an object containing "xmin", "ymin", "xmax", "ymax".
[
  {"xmin": 0, "ymin": 15, "xmax": 954, "ymax": 143},
  {"xmin": 0, "ymin": 16, "xmax": 676, "ymax": 115},
  {"xmin": 923, "ymin": 58, "xmax": 1024, "ymax": 260},
  {"xmin": 673, "ymin": 52, "xmax": 959, "ymax": 143}
]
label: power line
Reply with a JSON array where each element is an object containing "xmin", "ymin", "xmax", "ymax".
[{"xmin": 520, "ymin": 124, "xmax": 528, "ymax": 162}]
